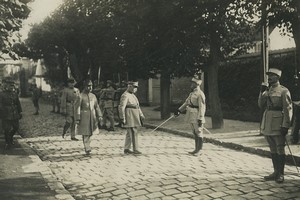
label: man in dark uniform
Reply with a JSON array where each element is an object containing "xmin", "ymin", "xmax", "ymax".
[
  {"xmin": 31, "ymin": 83, "xmax": 42, "ymax": 115},
  {"xmin": 290, "ymin": 74, "xmax": 300, "ymax": 144},
  {"xmin": 0, "ymin": 77, "xmax": 22, "ymax": 149},
  {"xmin": 101, "ymin": 80, "xmax": 116, "ymax": 131},
  {"xmin": 174, "ymin": 74, "xmax": 206, "ymax": 156},
  {"xmin": 61, "ymin": 78, "xmax": 80, "ymax": 140},
  {"xmin": 258, "ymin": 68, "xmax": 293, "ymax": 183}
]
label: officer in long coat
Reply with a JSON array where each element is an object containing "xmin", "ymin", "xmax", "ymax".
[
  {"xmin": 61, "ymin": 78, "xmax": 80, "ymax": 140},
  {"xmin": 258, "ymin": 68, "xmax": 293, "ymax": 183},
  {"xmin": 31, "ymin": 83, "xmax": 42, "ymax": 115},
  {"xmin": 74, "ymin": 79, "xmax": 102, "ymax": 155},
  {"xmin": 174, "ymin": 74, "xmax": 206, "ymax": 156},
  {"xmin": 0, "ymin": 78, "xmax": 22, "ymax": 149},
  {"xmin": 119, "ymin": 81, "xmax": 145, "ymax": 155}
]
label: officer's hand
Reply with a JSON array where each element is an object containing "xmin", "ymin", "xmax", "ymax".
[
  {"xmin": 260, "ymin": 83, "xmax": 269, "ymax": 93},
  {"xmin": 197, "ymin": 120, "xmax": 202, "ymax": 127},
  {"xmin": 140, "ymin": 115, "xmax": 145, "ymax": 120},
  {"xmin": 174, "ymin": 110, "xmax": 181, "ymax": 117},
  {"xmin": 75, "ymin": 120, "xmax": 80, "ymax": 125},
  {"xmin": 281, "ymin": 127, "xmax": 288, "ymax": 136}
]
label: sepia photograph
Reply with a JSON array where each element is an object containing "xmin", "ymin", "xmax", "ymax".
[{"xmin": 0, "ymin": 0, "xmax": 300, "ymax": 199}]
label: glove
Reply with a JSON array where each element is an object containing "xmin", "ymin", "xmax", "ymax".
[
  {"xmin": 280, "ymin": 127, "xmax": 288, "ymax": 136},
  {"xmin": 197, "ymin": 120, "xmax": 202, "ymax": 127},
  {"xmin": 260, "ymin": 83, "xmax": 268, "ymax": 93},
  {"xmin": 174, "ymin": 110, "xmax": 181, "ymax": 117}
]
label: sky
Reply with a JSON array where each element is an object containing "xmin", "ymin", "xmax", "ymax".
[{"xmin": 20, "ymin": 0, "xmax": 63, "ymax": 40}]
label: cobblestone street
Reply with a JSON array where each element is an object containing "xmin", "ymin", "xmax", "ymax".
[{"xmin": 19, "ymin": 98, "xmax": 300, "ymax": 200}]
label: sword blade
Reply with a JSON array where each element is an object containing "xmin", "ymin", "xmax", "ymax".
[
  {"xmin": 149, "ymin": 115, "xmax": 174, "ymax": 134},
  {"xmin": 285, "ymin": 137, "xmax": 299, "ymax": 174},
  {"xmin": 203, "ymin": 126, "xmax": 212, "ymax": 134}
]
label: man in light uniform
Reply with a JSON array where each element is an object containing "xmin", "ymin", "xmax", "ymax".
[
  {"xmin": 119, "ymin": 81, "xmax": 145, "ymax": 154},
  {"xmin": 174, "ymin": 74, "xmax": 206, "ymax": 156},
  {"xmin": 61, "ymin": 78, "xmax": 80, "ymax": 140},
  {"xmin": 258, "ymin": 68, "xmax": 293, "ymax": 183}
]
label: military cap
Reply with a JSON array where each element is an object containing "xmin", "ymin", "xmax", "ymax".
[
  {"xmin": 127, "ymin": 81, "xmax": 138, "ymax": 87},
  {"xmin": 83, "ymin": 79, "xmax": 93, "ymax": 87},
  {"xmin": 266, "ymin": 68, "xmax": 282, "ymax": 77},
  {"xmin": 191, "ymin": 74, "xmax": 202, "ymax": 85}
]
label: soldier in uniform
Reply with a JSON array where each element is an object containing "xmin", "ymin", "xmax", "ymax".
[
  {"xmin": 119, "ymin": 81, "xmax": 145, "ymax": 154},
  {"xmin": 101, "ymin": 80, "xmax": 116, "ymax": 131},
  {"xmin": 74, "ymin": 79, "xmax": 102, "ymax": 155},
  {"xmin": 174, "ymin": 74, "xmax": 206, "ymax": 156},
  {"xmin": 31, "ymin": 83, "xmax": 42, "ymax": 115},
  {"xmin": 0, "ymin": 77, "xmax": 22, "ymax": 149},
  {"xmin": 258, "ymin": 68, "xmax": 293, "ymax": 183},
  {"xmin": 61, "ymin": 78, "xmax": 80, "ymax": 140},
  {"xmin": 50, "ymin": 84, "xmax": 61, "ymax": 113},
  {"xmin": 290, "ymin": 74, "xmax": 300, "ymax": 144}
]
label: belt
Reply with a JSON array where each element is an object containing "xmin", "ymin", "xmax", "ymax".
[
  {"xmin": 126, "ymin": 105, "xmax": 139, "ymax": 109},
  {"xmin": 189, "ymin": 105, "xmax": 199, "ymax": 108},
  {"xmin": 267, "ymin": 107, "xmax": 282, "ymax": 111}
]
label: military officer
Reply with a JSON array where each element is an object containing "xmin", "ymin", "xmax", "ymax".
[
  {"xmin": 119, "ymin": 81, "xmax": 145, "ymax": 154},
  {"xmin": 258, "ymin": 68, "xmax": 293, "ymax": 183},
  {"xmin": 31, "ymin": 83, "xmax": 42, "ymax": 115},
  {"xmin": 174, "ymin": 74, "xmax": 206, "ymax": 156},
  {"xmin": 74, "ymin": 79, "xmax": 102, "ymax": 155},
  {"xmin": 61, "ymin": 78, "xmax": 80, "ymax": 140},
  {"xmin": 0, "ymin": 77, "xmax": 22, "ymax": 149},
  {"xmin": 101, "ymin": 80, "xmax": 116, "ymax": 131}
]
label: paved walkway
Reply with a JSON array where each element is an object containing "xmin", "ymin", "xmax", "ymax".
[{"xmin": 1, "ymin": 98, "xmax": 300, "ymax": 199}]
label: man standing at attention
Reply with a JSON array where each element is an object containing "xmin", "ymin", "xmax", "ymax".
[
  {"xmin": 174, "ymin": 74, "xmax": 206, "ymax": 156},
  {"xmin": 61, "ymin": 78, "xmax": 80, "ymax": 141},
  {"xmin": 119, "ymin": 81, "xmax": 145, "ymax": 155},
  {"xmin": 258, "ymin": 68, "xmax": 293, "ymax": 183}
]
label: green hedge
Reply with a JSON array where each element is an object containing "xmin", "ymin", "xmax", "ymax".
[{"xmin": 218, "ymin": 52, "xmax": 296, "ymax": 122}]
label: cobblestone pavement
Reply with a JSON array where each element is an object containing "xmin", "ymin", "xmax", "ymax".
[{"xmin": 19, "ymin": 98, "xmax": 300, "ymax": 200}]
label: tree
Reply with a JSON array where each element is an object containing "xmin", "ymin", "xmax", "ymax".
[
  {"xmin": 267, "ymin": 0, "xmax": 300, "ymax": 74},
  {"xmin": 0, "ymin": 0, "xmax": 31, "ymax": 59}
]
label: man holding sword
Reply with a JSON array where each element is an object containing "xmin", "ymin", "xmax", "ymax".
[
  {"xmin": 258, "ymin": 68, "xmax": 293, "ymax": 183},
  {"xmin": 174, "ymin": 74, "xmax": 206, "ymax": 156}
]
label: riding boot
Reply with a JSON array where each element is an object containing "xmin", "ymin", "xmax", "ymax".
[
  {"xmin": 188, "ymin": 137, "xmax": 198, "ymax": 154},
  {"xmin": 275, "ymin": 154, "xmax": 285, "ymax": 183},
  {"xmin": 193, "ymin": 137, "xmax": 203, "ymax": 156},
  {"xmin": 62, "ymin": 122, "xmax": 70, "ymax": 138},
  {"xmin": 264, "ymin": 153, "xmax": 278, "ymax": 181}
]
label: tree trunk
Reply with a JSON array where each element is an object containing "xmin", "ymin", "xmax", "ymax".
[
  {"xmin": 160, "ymin": 70, "xmax": 171, "ymax": 119},
  {"xmin": 208, "ymin": 31, "xmax": 224, "ymax": 129}
]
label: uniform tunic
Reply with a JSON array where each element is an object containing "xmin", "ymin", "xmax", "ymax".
[
  {"xmin": 74, "ymin": 92, "xmax": 102, "ymax": 136},
  {"xmin": 61, "ymin": 87, "xmax": 80, "ymax": 118},
  {"xmin": 178, "ymin": 87, "xmax": 206, "ymax": 124},
  {"xmin": 118, "ymin": 91, "xmax": 144, "ymax": 128},
  {"xmin": 258, "ymin": 83, "xmax": 293, "ymax": 136}
]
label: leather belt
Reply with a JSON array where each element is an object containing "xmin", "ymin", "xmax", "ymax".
[
  {"xmin": 126, "ymin": 105, "xmax": 139, "ymax": 109},
  {"xmin": 189, "ymin": 105, "xmax": 199, "ymax": 108}
]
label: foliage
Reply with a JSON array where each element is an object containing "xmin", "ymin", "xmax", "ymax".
[{"xmin": 0, "ymin": 0, "xmax": 31, "ymax": 59}]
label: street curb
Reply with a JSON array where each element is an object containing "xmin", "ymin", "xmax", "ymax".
[
  {"xmin": 144, "ymin": 123, "xmax": 300, "ymax": 167},
  {"xmin": 17, "ymin": 136, "xmax": 75, "ymax": 200}
]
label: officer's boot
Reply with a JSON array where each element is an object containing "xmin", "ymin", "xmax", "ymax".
[
  {"xmin": 188, "ymin": 136, "xmax": 198, "ymax": 154},
  {"xmin": 264, "ymin": 153, "xmax": 278, "ymax": 181},
  {"xmin": 275, "ymin": 154, "xmax": 285, "ymax": 183},
  {"xmin": 9, "ymin": 131, "xmax": 15, "ymax": 145},
  {"xmin": 62, "ymin": 122, "xmax": 70, "ymax": 138},
  {"xmin": 193, "ymin": 137, "xmax": 203, "ymax": 156},
  {"xmin": 4, "ymin": 132, "xmax": 11, "ymax": 149}
]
